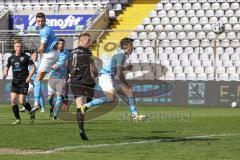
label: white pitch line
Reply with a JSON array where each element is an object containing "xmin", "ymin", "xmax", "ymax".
[
  {"xmin": 44, "ymin": 133, "xmax": 240, "ymax": 154},
  {"xmin": 0, "ymin": 133, "xmax": 239, "ymax": 155}
]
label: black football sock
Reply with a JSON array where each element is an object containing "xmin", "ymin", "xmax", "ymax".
[
  {"xmin": 23, "ymin": 102, "xmax": 32, "ymax": 112},
  {"xmin": 86, "ymin": 97, "xmax": 92, "ymax": 103},
  {"xmin": 12, "ymin": 105, "xmax": 20, "ymax": 120},
  {"xmin": 76, "ymin": 108, "xmax": 84, "ymax": 132}
]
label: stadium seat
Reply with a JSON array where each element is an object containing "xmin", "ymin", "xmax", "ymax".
[
  {"xmin": 186, "ymin": 9, "xmax": 195, "ymax": 17},
  {"xmin": 203, "ymin": 24, "xmax": 212, "ymax": 31},
  {"xmin": 216, "ymin": 67, "xmax": 225, "ymax": 74},
  {"xmin": 158, "ymin": 10, "xmax": 166, "ymax": 18},
  {"xmin": 149, "ymin": 10, "xmax": 157, "ymax": 18},
  {"xmin": 225, "ymin": 47, "xmax": 234, "ymax": 54},
  {"xmin": 226, "ymin": 66, "xmax": 236, "ymax": 74},
  {"xmin": 212, "ymin": 2, "xmax": 220, "ymax": 10},
  {"xmin": 229, "ymin": 73, "xmax": 239, "ymax": 81},
  {"xmin": 154, "ymin": 24, "xmax": 163, "ymax": 31},
  {"xmin": 231, "ymin": 39, "xmax": 240, "ymax": 48},
  {"xmin": 173, "ymin": 66, "xmax": 183, "ymax": 73},
  {"xmin": 231, "ymin": 2, "xmax": 239, "ymax": 10},
  {"xmin": 176, "ymin": 9, "xmax": 185, "ymax": 18},
  {"xmin": 151, "ymin": 17, "xmax": 160, "ymax": 25},
  {"xmin": 205, "ymin": 66, "xmax": 214, "ymax": 74},
  {"xmin": 221, "ymin": 2, "xmax": 230, "ymax": 10},
  {"xmin": 218, "ymin": 73, "xmax": 229, "ymax": 81},
  {"xmin": 170, "ymin": 17, "xmax": 179, "ymax": 25},
  {"xmin": 186, "ymin": 73, "xmax": 196, "ymax": 80},
  {"xmin": 197, "ymin": 73, "xmax": 207, "ymax": 80},
  {"xmin": 183, "ymin": 3, "xmax": 191, "ymax": 10},
  {"xmin": 138, "ymin": 32, "xmax": 147, "ymax": 40},
  {"xmin": 141, "ymin": 39, "xmax": 150, "ymax": 47},
  {"xmin": 164, "ymin": 24, "xmax": 174, "ymax": 31},
  {"xmin": 195, "ymin": 66, "xmax": 204, "ymax": 73},
  {"xmin": 223, "ymin": 60, "xmax": 233, "ymax": 67},
  {"xmin": 225, "ymin": 9, "xmax": 234, "ymax": 17},
  {"xmin": 202, "ymin": 2, "xmax": 211, "ymax": 10},
  {"xmin": 191, "ymin": 60, "xmax": 201, "ymax": 67},
  {"xmin": 164, "ymin": 3, "xmax": 172, "ymax": 11},
  {"xmin": 167, "ymin": 9, "xmax": 176, "ymax": 18},
  {"xmin": 183, "ymin": 24, "xmax": 193, "ymax": 31},
  {"xmin": 184, "ymin": 66, "xmax": 193, "ymax": 73},
  {"xmin": 165, "ymin": 72, "xmax": 175, "ymax": 80},
  {"xmin": 231, "ymin": 53, "xmax": 240, "ymax": 61},
  {"xmin": 181, "ymin": 60, "xmax": 191, "ymax": 67}
]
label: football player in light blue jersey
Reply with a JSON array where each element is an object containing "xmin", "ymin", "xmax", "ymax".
[
  {"xmin": 48, "ymin": 38, "xmax": 69, "ymax": 120},
  {"xmin": 82, "ymin": 37, "xmax": 146, "ymax": 121},
  {"xmin": 31, "ymin": 12, "xmax": 59, "ymax": 113},
  {"xmin": 20, "ymin": 52, "xmax": 46, "ymax": 112}
]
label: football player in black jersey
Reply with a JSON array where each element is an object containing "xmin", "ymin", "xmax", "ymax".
[{"xmin": 3, "ymin": 40, "xmax": 36, "ymax": 125}]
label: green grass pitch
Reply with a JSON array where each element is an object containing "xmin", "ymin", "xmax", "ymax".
[{"xmin": 0, "ymin": 104, "xmax": 239, "ymax": 160}]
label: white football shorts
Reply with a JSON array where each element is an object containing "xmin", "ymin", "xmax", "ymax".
[{"xmin": 38, "ymin": 50, "xmax": 59, "ymax": 73}]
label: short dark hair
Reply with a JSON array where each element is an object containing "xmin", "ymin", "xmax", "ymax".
[
  {"xmin": 58, "ymin": 38, "xmax": 65, "ymax": 43},
  {"xmin": 79, "ymin": 33, "xmax": 91, "ymax": 39},
  {"xmin": 13, "ymin": 39, "xmax": 23, "ymax": 45},
  {"xmin": 36, "ymin": 12, "xmax": 46, "ymax": 19},
  {"xmin": 120, "ymin": 37, "xmax": 133, "ymax": 49}
]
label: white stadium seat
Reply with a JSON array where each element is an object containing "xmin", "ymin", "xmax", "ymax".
[
  {"xmin": 176, "ymin": 73, "xmax": 185, "ymax": 80},
  {"xmin": 197, "ymin": 73, "xmax": 207, "ymax": 80},
  {"xmin": 186, "ymin": 73, "xmax": 196, "ymax": 80},
  {"xmin": 218, "ymin": 73, "xmax": 229, "ymax": 81},
  {"xmin": 229, "ymin": 73, "xmax": 239, "ymax": 81}
]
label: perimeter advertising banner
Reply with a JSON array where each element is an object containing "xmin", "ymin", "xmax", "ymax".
[
  {"xmin": 9, "ymin": 14, "xmax": 97, "ymax": 33},
  {"xmin": 0, "ymin": 80, "xmax": 239, "ymax": 107}
]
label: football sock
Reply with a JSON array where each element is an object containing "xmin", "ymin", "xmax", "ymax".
[
  {"xmin": 76, "ymin": 108, "xmax": 84, "ymax": 132},
  {"xmin": 40, "ymin": 93, "xmax": 45, "ymax": 110},
  {"xmin": 85, "ymin": 97, "xmax": 111, "ymax": 107},
  {"xmin": 34, "ymin": 80, "xmax": 42, "ymax": 106},
  {"xmin": 86, "ymin": 97, "xmax": 92, "ymax": 103},
  {"xmin": 49, "ymin": 96, "xmax": 54, "ymax": 109},
  {"xmin": 12, "ymin": 104, "xmax": 20, "ymax": 120},
  {"xmin": 23, "ymin": 102, "xmax": 32, "ymax": 112},
  {"xmin": 54, "ymin": 96, "xmax": 62, "ymax": 116},
  {"xmin": 128, "ymin": 96, "xmax": 138, "ymax": 115}
]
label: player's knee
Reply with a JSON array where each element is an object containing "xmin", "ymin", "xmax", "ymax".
[{"xmin": 19, "ymin": 99, "xmax": 25, "ymax": 105}]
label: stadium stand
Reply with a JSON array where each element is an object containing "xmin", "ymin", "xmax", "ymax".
[
  {"xmin": 125, "ymin": 0, "xmax": 240, "ymax": 81},
  {"xmin": 0, "ymin": 0, "xmax": 131, "ymax": 18}
]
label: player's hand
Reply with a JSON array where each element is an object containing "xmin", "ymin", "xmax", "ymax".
[
  {"xmin": 26, "ymin": 77, "xmax": 31, "ymax": 83},
  {"xmin": 3, "ymin": 73, "xmax": 7, "ymax": 79}
]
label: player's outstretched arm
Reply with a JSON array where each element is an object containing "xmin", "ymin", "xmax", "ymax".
[{"xmin": 3, "ymin": 66, "xmax": 9, "ymax": 79}]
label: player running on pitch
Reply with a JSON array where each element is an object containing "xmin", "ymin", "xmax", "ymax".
[
  {"xmin": 3, "ymin": 40, "xmax": 36, "ymax": 124},
  {"xmin": 81, "ymin": 37, "xmax": 146, "ymax": 121}
]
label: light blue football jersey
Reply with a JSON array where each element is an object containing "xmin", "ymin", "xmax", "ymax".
[{"xmin": 40, "ymin": 25, "xmax": 58, "ymax": 53}]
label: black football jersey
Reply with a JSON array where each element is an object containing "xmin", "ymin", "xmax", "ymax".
[{"xmin": 6, "ymin": 53, "xmax": 34, "ymax": 81}]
